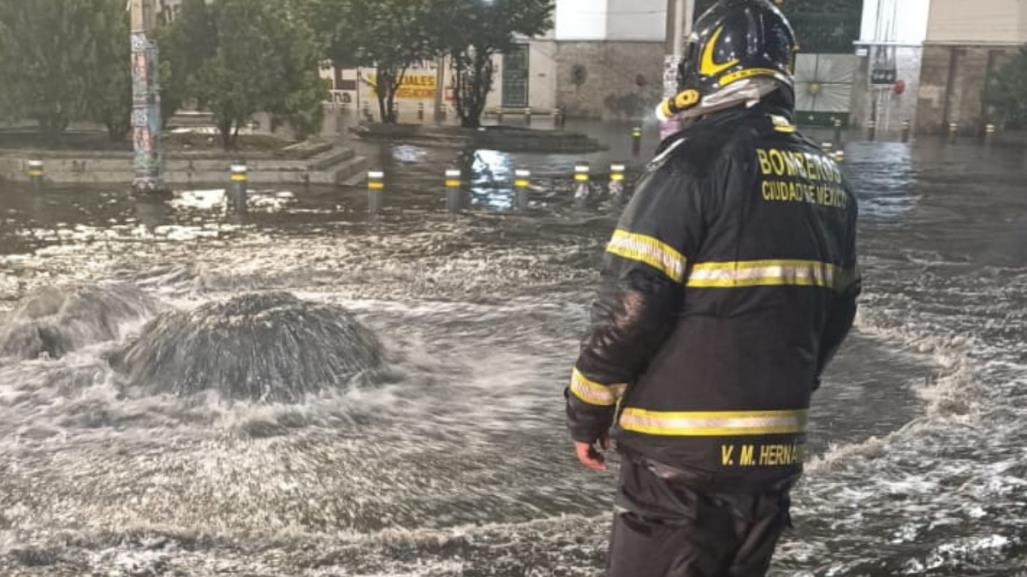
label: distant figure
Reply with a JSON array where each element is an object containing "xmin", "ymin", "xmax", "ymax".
[{"xmin": 564, "ymin": 1, "xmax": 861, "ymax": 576}]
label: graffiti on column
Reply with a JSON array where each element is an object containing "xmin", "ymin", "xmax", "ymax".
[{"xmin": 131, "ymin": 32, "xmax": 164, "ymax": 192}]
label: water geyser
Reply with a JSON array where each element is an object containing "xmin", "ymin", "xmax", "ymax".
[
  {"xmin": 111, "ymin": 292, "xmax": 384, "ymax": 402},
  {"xmin": 0, "ymin": 284, "xmax": 161, "ymax": 360}
]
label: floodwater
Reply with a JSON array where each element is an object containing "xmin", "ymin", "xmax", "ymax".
[{"xmin": 0, "ymin": 119, "xmax": 1025, "ymax": 576}]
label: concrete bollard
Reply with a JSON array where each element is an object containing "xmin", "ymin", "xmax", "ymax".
[
  {"xmin": 515, "ymin": 169, "xmax": 531, "ymax": 212},
  {"xmin": 866, "ymin": 120, "xmax": 877, "ymax": 142},
  {"xmin": 445, "ymin": 168, "xmax": 463, "ymax": 213},
  {"xmin": 230, "ymin": 164, "xmax": 248, "ymax": 215},
  {"xmin": 496, "ymin": 108, "xmax": 504, "ymax": 124},
  {"xmin": 367, "ymin": 170, "xmax": 385, "ymax": 217},
  {"xmin": 362, "ymin": 100, "xmax": 371, "ymax": 121},
  {"xmin": 948, "ymin": 122, "xmax": 959, "ymax": 142},
  {"xmin": 573, "ymin": 162, "xmax": 591, "ymax": 207},
  {"xmin": 27, "ymin": 160, "xmax": 44, "ymax": 192},
  {"xmin": 609, "ymin": 163, "xmax": 627, "ymax": 206},
  {"xmin": 901, "ymin": 120, "xmax": 911, "ymax": 143},
  {"xmin": 418, "ymin": 102, "xmax": 425, "ymax": 122},
  {"xmin": 554, "ymin": 108, "xmax": 565, "ymax": 128},
  {"xmin": 833, "ymin": 150, "xmax": 845, "ymax": 164},
  {"xmin": 524, "ymin": 107, "xmax": 533, "ymax": 126},
  {"xmin": 632, "ymin": 127, "xmax": 643, "ymax": 157},
  {"xmin": 985, "ymin": 123, "xmax": 996, "ymax": 145},
  {"xmin": 833, "ymin": 118, "xmax": 843, "ymax": 144}
]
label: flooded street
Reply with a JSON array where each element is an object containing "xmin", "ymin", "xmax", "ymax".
[{"xmin": 0, "ymin": 123, "xmax": 1025, "ymax": 576}]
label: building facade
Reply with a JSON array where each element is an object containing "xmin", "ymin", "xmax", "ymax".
[
  {"xmin": 849, "ymin": 0, "xmax": 931, "ymax": 133},
  {"xmin": 916, "ymin": 0, "xmax": 1027, "ymax": 134}
]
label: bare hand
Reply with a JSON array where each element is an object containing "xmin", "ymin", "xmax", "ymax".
[{"xmin": 574, "ymin": 436, "xmax": 610, "ymax": 472}]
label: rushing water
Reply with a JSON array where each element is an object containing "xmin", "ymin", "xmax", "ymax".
[{"xmin": 0, "ymin": 125, "xmax": 1024, "ymax": 576}]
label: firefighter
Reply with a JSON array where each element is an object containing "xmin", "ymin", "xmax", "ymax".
[{"xmin": 565, "ymin": 1, "xmax": 861, "ymax": 575}]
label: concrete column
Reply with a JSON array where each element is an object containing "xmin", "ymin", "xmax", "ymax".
[{"xmin": 130, "ymin": 0, "xmax": 165, "ymax": 194}]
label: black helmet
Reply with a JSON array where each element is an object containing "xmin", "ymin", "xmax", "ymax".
[{"xmin": 659, "ymin": 0, "xmax": 798, "ymax": 119}]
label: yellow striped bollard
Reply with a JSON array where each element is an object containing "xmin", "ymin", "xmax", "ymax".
[
  {"xmin": 985, "ymin": 123, "xmax": 996, "ymax": 147},
  {"xmin": 27, "ymin": 160, "xmax": 44, "ymax": 192},
  {"xmin": 445, "ymin": 168, "xmax": 463, "ymax": 213},
  {"xmin": 230, "ymin": 164, "xmax": 248, "ymax": 214},
  {"xmin": 367, "ymin": 170, "xmax": 385, "ymax": 217},
  {"xmin": 632, "ymin": 127, "xmax": 642, "ymax": 157},
  {"xmin": 573, "ymin": 162, "xmax": 590, "ymax": 207},
  {"xmin": 948, "ymin": 122, "xmax": 959, "ymax": 142},
  {"xmin": 609, "ymin": 163, "xmax": 627, "ymax": 206},
  {"xmin": 515, "ymin": 169, "xmax": 531, "ymax": 212}
]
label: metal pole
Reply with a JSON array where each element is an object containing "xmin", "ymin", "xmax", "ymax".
[
  {"xmin": 130, "ymin": 0, "xmax": 165, "ymax": 194},
  {"xmin": 445, "ymin": 168, "xmax": 463, "ymax": 213},
  {"xmin": 515, "ymin": 169, "xmax": 531, "ymax": 213},
  {"xmin": 573, "ymin": 162, "xmax": 591, "ymax": 208},
  {"xmin": 368, "ymin": 170, "xmax": 385, "ymax": 218},
  {"xmin": 27, "ymin": 160, "xmax": 43, "ymax": 193},
  {"xmin": 609, "ymin": 163, "xmax": 627, "ymax": 207},
  {"xmin": 230, "ymin": 164, "xmax": 248, "ymax": 215}
]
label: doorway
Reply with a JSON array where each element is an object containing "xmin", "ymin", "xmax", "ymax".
[{"xmin": 502, "ymin": 44, "xmax": 530, "ymax": 109}]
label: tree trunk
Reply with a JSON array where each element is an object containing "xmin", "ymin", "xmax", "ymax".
[
  {"xmin": 454, "ymin": 46, "xmax": 495, "ymax": 129},
  {"xmin": 218, "ymin": 118, "xmax": 233, "ymax": 149}
]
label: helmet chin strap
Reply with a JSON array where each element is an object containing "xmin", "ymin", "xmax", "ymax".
[{"xmin": 655, "ymin": 77, "xmax": 783, "ymax": 122}]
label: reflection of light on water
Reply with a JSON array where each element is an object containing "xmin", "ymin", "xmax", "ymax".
[
  {"xmin": 392, "ymin": 144, "xmax": 428, "ymax": 164},
  {"xmin": 471, "ymin": 149, "xmax": 514, "ymax": 210}
]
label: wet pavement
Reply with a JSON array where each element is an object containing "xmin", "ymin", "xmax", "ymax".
[{"xmin": 0, "ymin": 118, "xmax": 1025, "ymax": 576}]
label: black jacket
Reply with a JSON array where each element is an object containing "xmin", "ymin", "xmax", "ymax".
[{"xmin": 567, "ymin": 103, "xmax": 860, "ymax": 493}]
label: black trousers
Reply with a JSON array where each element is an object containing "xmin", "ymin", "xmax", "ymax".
[{"xmin": 607, "ymin": 457, "xmax": 792, "ymax": 577}]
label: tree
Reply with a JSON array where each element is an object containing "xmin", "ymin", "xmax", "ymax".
[
  {"xmin": 84, "ymin": 0, "xmax": 133, "ymax": 141},
  {"xmin": 193, "ymin": 0, "xmax": 326, "ymax": 148},
  {"xmin": 308, "ymin": 0, "xmax": 437, "ymax": 124},
  {"xmin": 0, "ymin": 0, "xmax": 97, "ymax": 141},
  {"xmin": 987, "ymin": 46, "xmax": 1027, "ymax": 129},
  {"xmin": 434, "ymin": 0, "xmax": 553, "ymax": 128},
  {"xmin": 158, "ymin": 0, "xmax": 216, "ymax": 125}
]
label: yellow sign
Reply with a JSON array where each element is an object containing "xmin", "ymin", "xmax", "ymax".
[{"xmin": 366, "ymin": 73, "xmax": 437, "ymax": 101}]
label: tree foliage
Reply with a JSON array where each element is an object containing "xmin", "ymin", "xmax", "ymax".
[
  {"xmin": 158, "ymin": 0, "xmax": 217, "ymax": 126},
  {"xmin": 434, "ymin": 0, "xmax": 553, "ymax": 128},
  {"xmin": 987, "ymin": 46, "xmax": 1027, "ymax": 128},
  {"xmin": 86, "ymin": 0, "xmax": 133, "ymax": 141},
  {"xmin": 308, "ymin": 0, "xmax": 437, "ymax": 124},
  {"xmin": 0, "ymin": 0, "xmax": 97, "ymax": 140},
  {"xmin": 181, "ymin": 0, "xmax": 325, "ymax": 148}
]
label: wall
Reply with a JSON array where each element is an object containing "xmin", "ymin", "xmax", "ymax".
[
  {"xmin": 555, "ymin": 0, "xmax": 666, "ymax": 41},
  {"xmin": 915, "ymin": 0, "xmax": 1025, "ymax": 134},
  {"xmin": 605, "ymin": 0, "xmax": 667, "ymax": 41},
  {"xmin": 916, "ymin": 45, "xmax": 1017, "ymax": 134},
  {"xmin": 555, "ymin": 0, "xmax": 608, "ymax": 40},
  {"xmin": 554, "ymin": 41, "xmax": 664, "ymax": 119},
  {"xmin": 850, "ymin": 47, "xmax": 922, "ymax": 130},
  {"xmin": 859, "ymin": 0, "xmax": 930, "ymax": 44},
  {"xmin": 926, "ymin": 0, "xmax": 1026, "ymax": 45}
]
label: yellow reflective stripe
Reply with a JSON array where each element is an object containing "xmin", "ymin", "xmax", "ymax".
[
  {"xmin": 574, "ymin": 174, "xmax": 589, "ymax": 182},
  {"xmin": 606, "ymin": 230, "xmax": 687, "ymax": 283},
  {"xmin": 686, "ymin": 260, "xmax": 845, "ymax": 290},
  {"xmin": 445, "ymin": 180, "xmax": 461, "ymax": 187},
  {"xmin": 718, "ymin": 67, "xmax": 786, "ymax": 87},
  {"xmin": 230, "ymin": 175, "xmax": 248, "ymax": 182},
  {"xmin": 620, "ymin": 408, "xmax": 807, "ymax": 437},
  {"xmin": 368, "ymin": 182, "xmax": 385, "ymax": 190},
  {"xmin": 569, "ymin": 369, "xmax": 626, "ymax": 407},
  {"xmin": 514, "ymin": 179, "xmax": 530, "ymax": 188}
]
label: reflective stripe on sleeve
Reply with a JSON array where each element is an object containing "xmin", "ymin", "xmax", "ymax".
[
  {"xmin": 606, "ymin": 230, "xmax": 687, "ymax": 283},
  {"xmin": 619, "ymin": 408, "xmax": 807, "ymax": 437},
  {"xmin": 569, "ymin": 369, "xmax": 627, "ymax": 407},
  {"xmin": 686, "ymin": 260, "xmax": 853, "ymax": 291}
]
